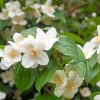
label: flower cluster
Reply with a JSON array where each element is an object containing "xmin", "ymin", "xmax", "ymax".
[
  {"xmin": 0, "ymin": 1, "xmax": 27, "ymax": 26},
  {"xmin": 49, "ymin": 64, "xmax": 83, "ymax": 98},
  {"xmin": 0, "ymin": 27, "xmax": 58, "ymax": 70}
]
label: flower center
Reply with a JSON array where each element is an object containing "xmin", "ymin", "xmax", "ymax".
[
  {"xmin": 9, "ymin": 50, "xmax": 17, "ymax": 58},
  {"xmin": 30, "ymin": 49, "xmax": 37, "ymax": 57},
  {"xmin": 54, "ymin": 75, "xmax": 63, "ymax": 85},
  {"xmin": 67, "ymin": 82, "xmax": 75, "ymax": 90}
]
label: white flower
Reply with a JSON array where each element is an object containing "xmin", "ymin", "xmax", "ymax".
[
  {"xmin": 9, "ymin": 33, "xmax": 24, "ymax": 50},
  {"xmin": 0, "ymin": 91, "xmax": 6, "ymax": 100},
  {"xmin": 0, "ymin": 69, "xmax": 14, "ymax": 87},
  {"xmin": 1, "ymin": 45, "xmax": 21, "ymax": 69},
  {"xmin": 19, "ymin": 35, "xmax": 49, "ymax": 68},
  {"xmin": 92, "ymin": 12, "xmax": 96, "ymax": 18},
  {"xmin": 96, "ymin": 81, "xmax": 100, "ymax": 87},
  {"xmin": 80, "ymin": 87, "xmax": 91, "ymax": 97},
  {"xmin": 0, "ymin": 9, "xmax": 9, "ymax": 20},
  {"xmin": 62, "ymin": 70, "xmax": 83, "ymax": 98},
  {"xmin": 78, "ymin": 42, "xmax": 96, "ymax": 59},
  {"xmin": 41, "ymin": 0, "xmax": 55, "ymax": 17},
  {"xmin": 5, "ymin": 1, "xmax": 23, "ymax": 18},
  {"xmin": 50, "ymin": 70, "xmax": 67, "ymax": 97},
  {"xmin": 36, "ymin": 27, "xmax": 59, "ymax": 50},
  {"xmin": 94, "ymin": 94, "xmax": 100, "ymax": 100},
  {"xmin": 11, "ymin": 13, "xmax": 27, "ymax": 26}
]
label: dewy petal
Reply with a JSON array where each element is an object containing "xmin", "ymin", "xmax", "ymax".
[
  {"xmin": 46, "ymin": 27, "xmax": 57, "ymax": 38},
  {"xmin": 22, "ymin": 54, "xmax": 36, "ymax": 68},
  {"xmin": 13, "ymin": 32, "xmax": 23, "ymax": 43},
  {"xmin": 97, "ymin": 25, "xmax": 100, "ymax": 36},
  {"xmin": 36, "ymin": 51, "xmax": 49, "ymax": 65}
]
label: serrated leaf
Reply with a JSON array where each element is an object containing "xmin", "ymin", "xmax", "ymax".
[
  {"xmin": 35, "ymin": 60, "xmax": 57, "ymax": 92},
  {"xmin": 54, "ymin": 35, "xmax": 85, "ymax": 62},
  {"xmin": 13, "ymin": 63, "xmax": 38, "ymax": 92}
]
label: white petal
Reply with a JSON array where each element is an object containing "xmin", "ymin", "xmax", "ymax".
[
  {"xmin": 0, "ymin": 49, "xmax": 4, "ymax": 57},
  {"xmin": 22, "ymin": 54, "xmax": 36, "ymax": 68},
  {"xmin": 45, "ymin": 38, "xmax": 59, "ymax": 50},
  {"xmin": 0, "ymin": 91, "xmax": 6, "ymax": 100},
  {"xmin": 94, "ymin": 95, "xmax": 100, "ymax": 100},
  {"xmin": 13, "ymin": 32, "xmax": 23, "ymax": 43},
  {"xmin": 54, "ymin": 85, "xmax": 65, "ymax": 97},
  {"xmin": 46, "ymin": 27, "xmax": 57, "ymax": 38},
  {"xmin": 36, "ymin": 28, "xmax": 46, "ymax": 39},
  {"xmin": 8, "ymin": 12, "xmax": 15, "ymax": 18},
  {"xmin": 36, "ymin": 51, "xmax": 49, "ymax": 65},
  {"xmin": 97, "ymin": 25, "xmax": 100, "ymax": 36},
  {"xmin": 4, "ymin": 45, "xmax": 12, "ymax": 54}
]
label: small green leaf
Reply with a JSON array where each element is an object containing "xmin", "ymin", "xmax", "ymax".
[
  {"xmin": 54, "ymin": 35, "xmax": 85, "ymax": 62},
  {"xmin": 0, "ymin": 20, "xmax": 9, "ymax": 30},
  {"xmin": 13, "ymin": 63, "xmax": 38, "ymax": 92},
  {"xmin": 73, "ymin": 62, "xmax": 86, "ymax": 78},
  {"xmin": 86, "ymin": 52, "xmax": 98, "ymax": 69},
  {"xmin": 21, "ymin": 27, "xmax": 37, "ymax": 37},
  {"xmin": 85, "ymin": 64, "xmax": 99, "ymax": 83},
  {"xmin": 35, "ymin": 60, "xmax": 57, "ymax": 92}
]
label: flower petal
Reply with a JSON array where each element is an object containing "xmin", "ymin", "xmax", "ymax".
[
  {"xmin": 36, "ymin": 51, "xmax": 49, "ymax": 65},
  {"xmin": 22, "ymin": 54, "xmax": 36, "ymax": 68},
  {"xmin": 46, "ymin": 27, "xmax": 57, "ymax": 38}
]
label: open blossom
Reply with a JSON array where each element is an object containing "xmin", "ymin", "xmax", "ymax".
[
  {"xmin": 0, "ymin": 91, "xmax": 6, "ymax": 100},
  {"xmin": 80, "ymin": 87, "xmax": 91, "ymax": 97},
  {"xmin": 0, "ymin": 9, "xmax": 9, "ymax": 20},
  {"xmin": 78, "ymin": 42, "xmax": 96, "ymax": 59},
  {"xmin": 11, "ymin": 13, "xmax": 27, "ymax": 26},
  {"xmin": 50, "ymin": 70, "xmax": 67, "ymax": 97},
  {"xmin": 5, "ymin": 1, "xmax": 24, "ymax": 18},
  {"xmin": 94, "ymin": 94, "xmax": 100, "ymax": 100},
  {"xmin": 19, "ymin": 35, "xmax": 49, "ymax": 68},
  {"xmin": 63, "ymin": 70, "xmax": 83, "ymax": 98},
  {"xmin": 41, "ymin": 0, "xmax": 55, "ymax": 17},
  {"xmin": 1, "ymin": 45, "xmax": 21, "ymax": 69},
  {"xmin": 36, "ymin": 27, "xmax": 59, "ymax": 50},
  {"xmin": 50, "ymin": 68, "xmax": 83, "ymax": 98}
]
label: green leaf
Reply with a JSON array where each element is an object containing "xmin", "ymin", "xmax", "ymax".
[
  {"xmin": 35, "ymin": 94, "xmax": 62, "ymax": 100},
  {"xmin": 85, "ymin": 64, "xmax": 99, "ymax": 83},
  {"xmin": 0, "ymin": 0, "xmax": 4, "ymax": 8},
  {"xmin": 0, "ymin": 20, "xmax": 9, "ymax": 30},
  {"xmin": 35, "ymin": 60, "xmax": 57, "ymax": 92},
  {"xmin": 91, "ymin": 65, "xmax": 100, "ymax": 86},
  {"xmin": 54, "ymin": 11, "xmax": 66, "ymax": 23},
  {"xmin": 54, "ymin": 35, "xmax": 85, "ymax": 62},
  {"xmin": 13, "ymin": 63, "xmax": 38, "ymax": 92},
  {"xmin": 86, "ymin": 52, "xmax": 98, "ymax": 69},
  {"xmin": 63, "ymin": 32, "xmax": 85, "ymax": 45},
  {"xmin": 73, "ymin": 62, "xmax": 86, "ymax": 78},
  {"xmin": 21, "ymin": 27, "xmax": 37, "ymax": 37}
]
